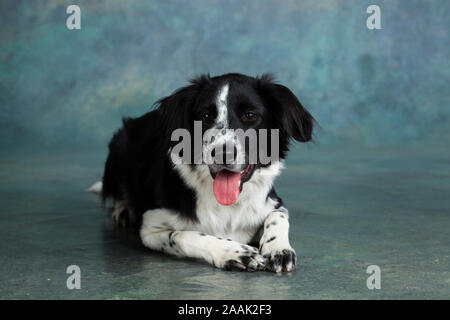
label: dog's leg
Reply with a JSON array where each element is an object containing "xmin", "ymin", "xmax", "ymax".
[
  {"xmin": 112, "ymin": 200, "xmax": 126, "ymax": 225},
  {"xmin": 140, "ymin": 209, "xmax": 266, "ymax": 271},
  {"xmin": 259, "ymin": 209, "xmax": 296, "ymax": 273}
]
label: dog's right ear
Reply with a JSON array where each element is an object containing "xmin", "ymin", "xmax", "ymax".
[{"xmin": 156, "ymin": 74, "xmax": 211, "ymax": 137}]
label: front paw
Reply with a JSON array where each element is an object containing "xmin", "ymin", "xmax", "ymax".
[
  {"xmin": 216, "ymin": 244, "xmax": 266, "ymax": 272},
  {"xmin": 262, "ymin": 248, "xmax": 296, "ymax": 273}
]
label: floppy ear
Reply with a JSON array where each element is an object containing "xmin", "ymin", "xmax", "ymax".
[{"xmin": 258, "ymin": 74, "xmax": 314, "ymax": 142}]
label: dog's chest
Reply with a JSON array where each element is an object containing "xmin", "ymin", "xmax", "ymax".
[
  {"xmin": 193, "ymin": 182, "xmax": 276, "ymax": 243},
  {"xmin": 173, "ymin": 163, "xmax": 281, "ymax": 243}
]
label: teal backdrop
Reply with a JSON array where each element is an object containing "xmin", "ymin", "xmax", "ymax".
[
  {"xmin": 0, "ymin": 0, "xmax": 449, "ymax": 300},
  {"xmin": 1, "ymin": 0, "xmax": 449, "ymax": 147}
]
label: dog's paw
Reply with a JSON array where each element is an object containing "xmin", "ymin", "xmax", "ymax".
[
  {"xmin": 259, "ymin": 233, "xmax": 297, "ymax": 272},
  {"xmin": 263, "ymin": 248, "xmax": 296, "ymax": 273},
  {"xmin": 215, "ymin": 243, "xmax": 265, "ymax": 272},
  {"xmin": 258, "ymin": 211, "xmax": 296, "ymax": 273}
]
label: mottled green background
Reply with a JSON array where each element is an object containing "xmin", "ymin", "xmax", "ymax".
[{"xmin": 1, "ymin": 0, "xmax": 449, "ymax": 148}]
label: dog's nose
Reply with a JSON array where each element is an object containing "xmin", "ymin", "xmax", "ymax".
[{"xmin": 211, "ymin": 143, "xmax": 237, "ymax": 165}]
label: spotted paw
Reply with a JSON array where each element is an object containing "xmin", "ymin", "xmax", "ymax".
[{"xmin": 263, "ymin": 248, "xmax": 296, "ymax": 273}]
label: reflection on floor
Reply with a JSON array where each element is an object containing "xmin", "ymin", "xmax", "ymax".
[{"xmin": 0, "ymin": 143, "xmax": 448, "ymax": 299}]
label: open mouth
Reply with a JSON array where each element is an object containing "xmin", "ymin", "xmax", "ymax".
[{"xmin": 212, "ymin": 164, "xmax": 255, "ymax": 206}]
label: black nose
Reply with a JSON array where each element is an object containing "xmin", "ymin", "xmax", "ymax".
[{"xmin": 211, "ymin": 143, "xmax": 237, "ymax": 165}]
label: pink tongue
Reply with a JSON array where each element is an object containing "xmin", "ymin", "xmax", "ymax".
[{"xmin": 213, "ymin": 171, "xmax": 241, "ymax": 206}]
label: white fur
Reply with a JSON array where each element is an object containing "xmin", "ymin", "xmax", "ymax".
[
  {"xmin": 259, "ymin": 210, "xmax": 295, "ymax": 272},
  {"xmin": 88, "ymin": 181, "xmax": 103, "ymax": 193},
  {"xmin": 140, "ymin": 209, "xmax": 265, "ymax": 269},
  {"xmin": 215, "ymin": 84, "xmax": 229, "ymax": 128},
  {"xmin": 202, "ymin": 83, "xmax": 246, "ymax": 166},
  {"xmin": 171, "ymin": 161, "xmax": 283, "ymax": 243},
  {"xmin": 139, "ymin": 158, "xmax": 293, "ymax": 271}
]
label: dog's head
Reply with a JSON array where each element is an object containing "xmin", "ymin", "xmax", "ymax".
[{"xmin": 157, "ymin": 73, "xmax": 314, "ymax": 205}]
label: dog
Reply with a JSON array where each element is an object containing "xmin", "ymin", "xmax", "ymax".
[{"xmin": 92, "ymin": 73, "xmax": 314, "ymax": 272}]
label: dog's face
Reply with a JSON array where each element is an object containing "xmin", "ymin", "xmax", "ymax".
[{"xmin": 158, "ymin": 73, "xmax": 313, "ymax": 205}]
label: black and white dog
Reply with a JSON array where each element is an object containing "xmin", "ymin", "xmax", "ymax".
[{"xmin": 92, "ymin": 73, "xmax": 314, "ymax": 272}]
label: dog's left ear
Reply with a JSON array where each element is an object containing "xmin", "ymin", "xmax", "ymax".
[{"xmin": 258, "ymin": 75, "xmax": 314, "ymax": 142}]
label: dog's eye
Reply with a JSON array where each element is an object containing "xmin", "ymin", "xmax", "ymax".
[
  {"xmin": 201, "ymin": 112, "xmax": 210, "ymax": 121},
  {"xmin": 242, "ymin": 111, "xmax": 257, "ymax": 122}
]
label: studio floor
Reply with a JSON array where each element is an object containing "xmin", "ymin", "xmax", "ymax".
[{"xmin": 0, "ymin": 143, "xmax": 449, "ymax": 299}]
